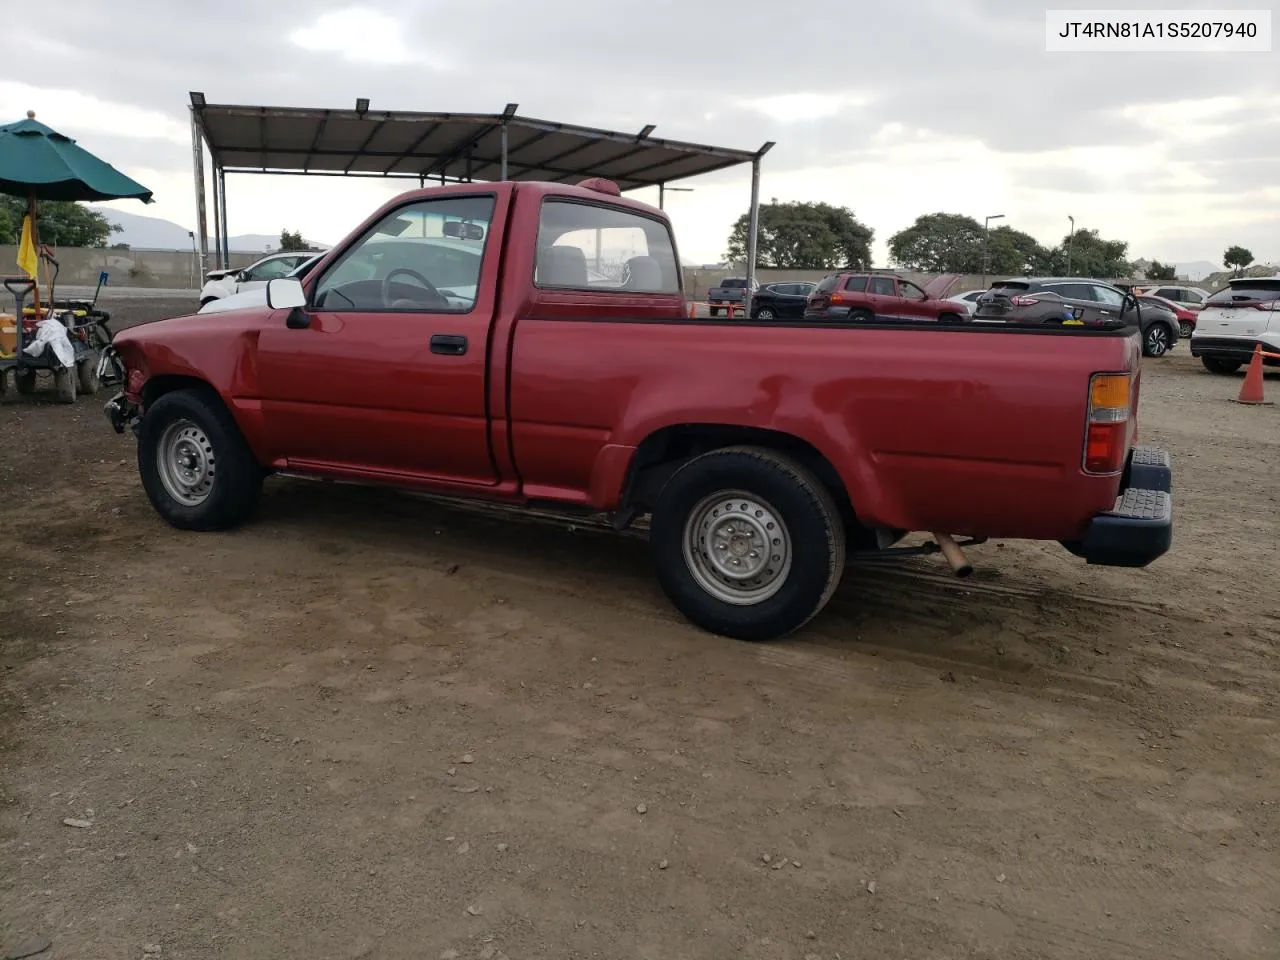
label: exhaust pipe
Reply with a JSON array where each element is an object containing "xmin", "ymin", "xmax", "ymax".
[{"xmin": 934, "ymin": 533, "xmax": 973, "ymax": 577}]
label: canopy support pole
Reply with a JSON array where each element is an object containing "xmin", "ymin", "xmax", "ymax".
[
  {"xmin": 217, "ymin": 165, "xmax": 229, "ymax": 268},
  {"xmin": 500, "ymin": 121, "xmax": 509, "ymax": 180},
  {"xmin": 190, "ymin": 107, "xmax": 209, "ymax": 283},
  {"xmin": 745, "ymin": 143, "xmax": 773, "ymax": 304},
  {"xmin": 658, "ymin": 183, "xmax": 665, "ymax": 209},
  {"xmin": 211, "ymin": 162, "xmax": 222, "ymax": 269}
]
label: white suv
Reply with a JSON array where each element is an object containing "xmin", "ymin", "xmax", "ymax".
[
  {"xmin": 199, "ymin": 251, "xmax": 322, "ymax": 306},
  {"xmin": 1189, "ymin": 276, "xmax": 1280, "ymax": 374}
]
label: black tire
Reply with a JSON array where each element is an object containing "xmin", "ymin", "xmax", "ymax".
[
  {"xmin": 849, "ymin": 309, "xmax": 874, "ymax": 323},
  {"xmin": 650, "ymin": 446, "xmax": 846, "ymax": 642},
  {"xmin": 137, "ymin": 387, "xmax": 263, "ymax": 531},
  {"xmin": 54, "ymin": 365, "xmax": 77, "ymax": 404},
  {"xmin": 0, "ymin": 369, "xmax": 11, "ymax": 397},
  {"xmin": 15, "ymin": 370, "xmax": 37, "ymax": 395},
  {"xmin": 76, "ymin": 355, "xmax": 100, "ymax": 395},
  {"xmin": 938, "ymin": 312, "xmax": 963, "ymax": 324},
  {"xmin": 755, "ymin": 306, "xmax": 775, "ymax": 320},
  {"xmin": 1143, "ymin": 323, "xmax": 1173, "ymax": 357},
  {"xmin": 1178, "ymin": 320, "xmax": 1194, "ymax": 339},
  {"xmin": 709, "ymin": 306, "xmax": 720, "ymax": 317},
  {"xmin": 1202, "ymin": 357, "xmax": 1242, "ymax": 375}
]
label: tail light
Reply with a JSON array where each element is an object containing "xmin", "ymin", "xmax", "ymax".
[
  {"xmin": 1009, "ymin": 296, "xmax": 1041, "ymax": 306},
  {"xmin": 1083, "ymin": 373, "xmax": 1133, "ymax": 474},
  {"xmin": 829, "ymin": 293, "xmax": 844, "ymax": 304}
]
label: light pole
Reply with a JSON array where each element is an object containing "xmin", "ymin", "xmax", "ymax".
[
  {"xmin": 982, "ymin": 214, "xmax": 1004, "ymax": 288},
  {"xmin": 1066, "ymin": 216, "xmax": 1075, "ymax": 275}
]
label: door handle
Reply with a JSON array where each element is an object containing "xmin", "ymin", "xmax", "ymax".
[{"xmin": 430, "ymin": 334, "xmax": 468, "ymax": 355}]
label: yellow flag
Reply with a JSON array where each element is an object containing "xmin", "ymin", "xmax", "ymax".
[{"xmin": 17, "ymin": 214, "xmax": 38, "ymax": 279}]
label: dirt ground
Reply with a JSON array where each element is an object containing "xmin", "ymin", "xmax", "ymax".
[{"xmin": 2, "ymin": 304, "xmax": 1278, "ymax": 959}]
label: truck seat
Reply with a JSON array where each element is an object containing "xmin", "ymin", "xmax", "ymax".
[{"xmin": 537, "ymin": 246, "xmax": 588, "ymax": 287}]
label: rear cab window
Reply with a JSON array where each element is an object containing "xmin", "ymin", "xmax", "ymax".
[{"xmin": 535, "ymin": 200, "xmax": 680, "ymax": 294}]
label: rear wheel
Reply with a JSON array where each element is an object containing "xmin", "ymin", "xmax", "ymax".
[
  {"xmin": 1143, "ymin": 323, "xmax": 1173, "ymax": 357},
  {"xmin": 54, "ymin": 365, "xmax": 77, "ymax": 404},
  {"xmin": 15, "ymin": 370, "xmax": 37, "ymax": 395},
  {"xmin": 76, "ymin": 355, "xmax": 100, "ymax": 395},
  {"xmin": 849, "ymin": 309, "xmax": 874, "ymax": 322},
  {"xmin": 755, "ymin": 306, "xmax": 775, "ymax": 320},
  {"xmin": 1178, "ymin": 320, "xmax": 1193, "ymax": 338},
  {"xmin": 0, "ymin": 369, "xmax": 11, "ymax": 396},
  {"xmin": 1202, "ymin": 357, "xmax": 1242, "ymax": 375},
  {"xmin": 137, "ymin": 387, "xmax": 263, "ymax": 530},
  {"xmin": 709, "ymin": 306, "xmax": 720, "ymax": 317},
  {"xmin": 650, "ymin": 446, "xmax": 846, "ymax": 641}
]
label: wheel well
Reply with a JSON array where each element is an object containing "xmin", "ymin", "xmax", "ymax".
[
  {"xmin": 622, "ymin": 424, "xmax": 876, "ymax": 549},
  {"xmin": 141, "ymin": 374, "xmax": 216, "ymax": 409}
]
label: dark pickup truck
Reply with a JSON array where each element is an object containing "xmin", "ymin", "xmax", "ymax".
[
  {"xmin": 100, "ymin": 177, "xmax": 1173, "ymax": 642},
  {"xmin": 707, "ymin": 276, "xmax": 757, "ymax": 316}
]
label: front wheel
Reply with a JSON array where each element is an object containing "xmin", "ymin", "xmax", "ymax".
[
  {"xmin": 137, "ymin": 387, "xmax": 263, "ymax": 531},
  {"xmin": 54, "ymin": 365, "xmax": 77, "ymax": 404},
  {"xmin": 755, "ymin": 306, "xmax": 775, "ymax": 320},
  {"xmin": 650, "ymin": 447, "xmax": 846, "ymax": 641},
  {"xmin": 76, "ymin": 355, "xmax": 100, "ymax": 395},
  {"xmin": 1143, "ymin": 324, "xmax": 1173, "ymax": 357},
  {"xmin": 1178, "ymin": 320, "xmax": 1194, "ymax": 339},
  {"xmin": 1201, "ymin": 357, "xmax": 1242, "ymax": 375}
]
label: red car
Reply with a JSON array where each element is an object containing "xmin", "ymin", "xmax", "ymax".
[
  {"xmin": 1141, "ymin": 294, "xmax": 1198, "ymax": 338},
  {"xmin": 101, "ymin": 179, "xmax": 1172, "ymax": 641},
  {"xmin": 804, "ymin": 272, "xmax": 966, "ymax": 322}
]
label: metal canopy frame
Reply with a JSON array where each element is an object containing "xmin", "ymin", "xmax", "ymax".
[{"xmin": 188, "ymin": 92, "xmax": 773, "ymax": 294}]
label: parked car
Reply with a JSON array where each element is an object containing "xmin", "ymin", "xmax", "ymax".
[
  {"xmin": 1189, "ymin": 275, "xmax": 1280, "ymax": 374},
  {"xmin": 1140, "ymin": 294, "xmax": 1198, "ymax": 338},
  {"xmin": 974, "ymin": 277, "xmax": 1180, "ymax": 357},
  {"xmin": 707, "ymin": 276, "xmax": 758, "ymax": 316},
  {"xmin": 1137, "ymin": 284, "xmax": 1211, "ymax": 311},
  {"xmin": 749, "ymin": 281, "xmax": 816, "ymax": 319},
  {"xmin": 199, "ymin": 251, "xmax": 325, "ymax": 307},
  {"xmin": 101, "ymin": 178, "xmax": 1172, "ymax": 642},
  {"xmin": 944, "ymin": 289, "xmax": 988, "ymax": 315},
  {"xmin": 199, "ymin": 254, "xmax": 326, "ymax": 314},
  {"xmin": 804, "ymin": 272, "xmax": 966, "ymax": 322}
]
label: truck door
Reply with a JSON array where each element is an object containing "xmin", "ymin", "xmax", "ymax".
[{"xmin": 255, "ymin": 192, "xmax": 503, "ymax": 485}]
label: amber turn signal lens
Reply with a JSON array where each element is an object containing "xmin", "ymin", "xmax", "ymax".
[{"xmin": 1089, "ymin": 373, "xmax": 1130, "ymax": 412}]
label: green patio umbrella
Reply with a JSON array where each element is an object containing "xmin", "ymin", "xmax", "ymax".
[
  {"xmin": 0, "ymin": 111, "xmax": 153, "ymax": 202},
  {"xmin": 1, "ymin": 110, "xmax": 152, "ymax": 314}
]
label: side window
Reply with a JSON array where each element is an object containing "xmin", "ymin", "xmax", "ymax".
[
  {"xmin": 1184, "ymin": 290, "xmax": 1205, "ymax": 304},
  {"xmin": 536, "ymin": 200, "xmax": 680, "ymax": 293},
  {"xmin": 313, "ymin": 195, "xmax": 496, "ymax": 312},
  {"xmin": 869, "ymin": 277, "xmax": 896, "ymax": 296},
  {"xmin": 1154, "ymin": 287, "xmax": 1178, "ymax": 300},
  {"xmin": 1091, "ymin": 285, "xmax": 1125, "ymax": 306},
  {"xmin": 844, "ymin": 276, "xmax": 868, "ymax": 291},
  {"xmin": 1047, "ymin": 282, "xmax": 1092, "ymax": 301}
]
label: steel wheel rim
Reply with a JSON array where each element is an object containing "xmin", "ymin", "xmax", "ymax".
[
  {"xmin": 157, "ymin": 419, "xmax": 216, "ymax": 506},
  {"xmin": 682, "ymin": 490, "xmax": 792, "ymax": 605},
  {"xmin": 1147, "ymin": 326, "xmax": 1169, "ymax": 355}
]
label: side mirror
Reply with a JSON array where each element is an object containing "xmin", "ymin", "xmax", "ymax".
[{"xmin": 267, "ymin": 277, "xmax": 307, "ymax": 310}]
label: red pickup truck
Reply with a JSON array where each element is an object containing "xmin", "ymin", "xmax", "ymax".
[{"xmin": 101, "ymin": 178, "xmax": 1172, "ymax": 641}]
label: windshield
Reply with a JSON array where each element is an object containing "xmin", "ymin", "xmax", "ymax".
[{"xmin": 1207, "ymin": 280, "xmax": 1280, "ymax": 303}]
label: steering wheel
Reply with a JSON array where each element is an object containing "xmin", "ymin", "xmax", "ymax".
[{"xmin": 381, "ymin": 267, "xmax": 446, "ymax": 309}]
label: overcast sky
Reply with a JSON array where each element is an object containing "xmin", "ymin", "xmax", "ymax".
[{"xmin": 2, "ymin": 0, "xmax": 1277, "ymax": 269}]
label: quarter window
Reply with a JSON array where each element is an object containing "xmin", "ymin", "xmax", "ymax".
[
  {"xmin": 844, "ymin": 276, "xmax": 869, "ymax": 291},
  {"xmin": 536, "ymin": 200, "xmax": 680, "ymax": 293}
]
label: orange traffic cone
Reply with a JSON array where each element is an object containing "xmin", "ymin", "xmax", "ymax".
[{"xmin": 1235, "ymin": 345, "xmax": 1266, "ymax": 404}]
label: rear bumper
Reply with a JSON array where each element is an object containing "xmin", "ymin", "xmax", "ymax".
[
  {"xmin": 1063, "ymin": 445, "xmax": 1172, "ymax": 568},
  {"xmin": 1190, "ymin": 335, "xmax": 1280, "ymax": 363}
]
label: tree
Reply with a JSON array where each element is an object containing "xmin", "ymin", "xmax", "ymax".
[
  {"xmin": 1144, "ymin": 259, "xmax": 1177, "ymax": 281},
  {"xmin": 986, "ymin": 225, "xmax": 1053, "ymax": 276},
  {"xmin": 1051, "ymin": 228, "xmax": 1130, "ymax": 278},
  {"xmin": 725, "ymin": 201, "xmax": 873, "ymax": 269},
  {"xmin": 1223, "ymin": 245, "xmax": 1254, "ymax": 276},
  {"xmin": 887, "ymin": 213, "xmax": 985, "ymax": 273},
  {"xmin": 0, "ymin": 196, "xmax": 118, "ymax": 246},
  {"xmin": 279, "ymin": 229, "xmax": 309, "ymax": 251}
]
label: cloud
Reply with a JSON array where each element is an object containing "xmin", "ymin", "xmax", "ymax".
[{"xmin": 0, "ymin": 0, "xmax": 1276, "ymax": 266}]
